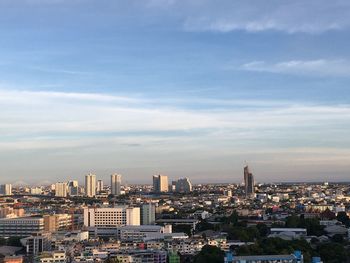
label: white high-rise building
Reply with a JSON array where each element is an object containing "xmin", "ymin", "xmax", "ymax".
[
  {"xmin": 111, "ymin": 174, "xmax": 122, "ymax": 196},
  {"xmin": 175, "ymin": 178, "xmax": 192, "ymax": 193},
  {"xmin": 83, "ymin": 206, "xmax": 140, "ymax": 227},
  {"xmin": 0, "ymin": 184, "xmax": 12, "ymax": 196},
  {"xmin": 141, "ymin": 203, "xmax": 156, "ymax": 225},
  {"xmin": 97, "ymin": 180, "xmax": 104, "ymax": 193},
  {"xmin": 85, "ymin": 173, "xmax": 96, "ymax": 197},
  {"xmin": 153, "ymin": 175, "xmax": 168, "ymax": 193},
  {"xmin": 55, "ymin": 182, "xmax": 67, "ymax": 197}
]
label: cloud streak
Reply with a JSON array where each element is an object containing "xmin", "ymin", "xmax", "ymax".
[{"xmin": 240, "ymin": 59, "xmax": 350, "ymax": 77}]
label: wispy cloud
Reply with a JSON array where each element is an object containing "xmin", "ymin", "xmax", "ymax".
[
  {"xmin": 240, "ymin": 59, "xmax": 350, "ymax": 77},
  {"xmin": 181, "ymin": 0, "xmax": 350, "ymax": 34}
]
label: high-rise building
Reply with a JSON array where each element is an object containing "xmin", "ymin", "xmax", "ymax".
[
  {"xmin": 67, "ymin": 180, "xmax": 79, "ymax": 196},
  {"xmin": 0, "ymin": 184, "xmax": 12, "ymax": 196},
  {"xmin": 97, "ymin": 180, "xmax": 104, "ymax": 193},
  {"xmin": 55, "ymin": 182, "xmax": 67, "ymax": 197},
  {"xmin": 85, "ymin": 173, "xmax": 96, "ymax": 197},
  {"xmin": 175, "ymin": 178, "xmax": 192, "ymax": 193},
  {"xmin": 153, "ymin": 175, "xmax": 168, "ymax": 193},
  {"xmin": 141, "ymin": 203, "xmax": 156, "ymax": 225},
  {"xmin": 83, "ymin": 206, "xmax": 140, "ymax": 227},
  {"xmin": 244, "ymin": 165, "xmax": 255, "ymax": 198},
  {"xmin": 111, "ymin": 174, "xmax": 122, "ymax": 196}
]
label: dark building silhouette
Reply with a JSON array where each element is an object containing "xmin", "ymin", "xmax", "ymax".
[{"xmin": 244, "ymin": 165, "xmax": 255, "ymax": 197}]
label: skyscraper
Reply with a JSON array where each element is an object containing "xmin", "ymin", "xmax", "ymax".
[
  {"xmin": 97, "ymin": 180, "xmax": 104, "ymax": 193},
  {"xmin": 153, "ymin": 174, "xmax": 168, "ymax": 193},
  {"xmin": 0, "ymin": 184, "xmax": 12, "ymax": 196},
  {"xmin": 85, "ymin": 173, "xmax": 96, "ymax": 197},
  {"xmin": 55, "ymin": 182, "xmax": 67, "ymax": 197},
  {"xmin": 111, "ymin": 174, "xmax": 122, "ymax": 196},
  {"xmin": 67, "ymin": 180, "xmax": 78, "ymax": 196},
  {"xmin": 175, "ymin": 178, "xmax": 192, "ymax": 193},
  {"xmin": 244, "ymin": 165, "xmax": 255, "ymax": 198}
]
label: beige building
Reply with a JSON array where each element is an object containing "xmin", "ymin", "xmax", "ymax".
[
  {"xmin": 85, "ymin": 173, "xmax": 96, "ymax": 197},
  {"xmin": 153, "ymin": 174, "xmax": 168, "ymax": 193},
  {"xmin": 43, "ymin": 214, "xmax": 72, "ymax": 233},
  {"xmin": 54, "ymin": 182, "xmax": 67, "ymax": 198}
]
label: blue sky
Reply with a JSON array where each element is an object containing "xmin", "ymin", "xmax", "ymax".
[{"xmin": 0, "ymin": 0, "xmax": 350, "ymax": 184}]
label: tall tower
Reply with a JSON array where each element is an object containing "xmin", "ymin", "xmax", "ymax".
[
  {"xmin": 55, "ymin": 182, "xmax": 67, "ymax": 197},
  {"xmin": 111, "ymin": 174, "xmax": 122, "ymax": 196},
  {"xmin": 97, "ymin": 180, "xmax": 104, "ymax": 193},
  {"xmin": 244, "ymin": 165, "xmax": 255, "ymax": 198},
  {"xmin": 153, "ymin": 174, "xmax": 168, "ymax": 193},
  {"xmin": 85, "ymin": 173, "xmax": 96, "ymax": 197}
]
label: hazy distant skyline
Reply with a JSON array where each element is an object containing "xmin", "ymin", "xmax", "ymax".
[{"xmin": 1, "ymin": 0, "xmax": 350, "ymax": 183}]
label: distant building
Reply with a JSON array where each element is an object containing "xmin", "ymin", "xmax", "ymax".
[
  {"xmin": 43, "ymin": 214, "xmax": 72, "ymax": 233},
  {"xmin": 0, "ymin": 217, "xmax": 44, "ymax": 237},
  {"xmin": 0, "ymin": 184, "xmax": 12, "ymax": 196},
  {"xmin": 153, "ymin": 175, "xmax": 168, "ymax": 193},
  {"xmin": 21, "ymin": 232, "xmax": 52, "ymax": 255},
  {"xmin": 244, "ymin": 165, "xmax": 255, "ymax": 197},
  {"xmin": 36, "ymin": 251, "xmax": 66, "ymax": 263},
  {"xmin": 225, "ymin": 250, "xmax": 304, "ymax": 263},
  {"xmin": 111, "ymin": 174, "xmax": 122, "ymax": 196},
  {"xmin": 175, "ymin": 178, "xmax": 192, "ymax": 193},
  {"xmin": 83, "ymin": 206, "xmax": 140, "ymax": 228},
  {"xmin": 3, "ymin": 256, "xmax": 24, "ymax": 263},
  {"xmin": 54, "ymin": 182, "xmax": 67, "ymax": 198},
  {"xmin": 96, "ymin": 180, "xmax": 104, "ymax": 193},
  {"xmin": 85, "ymin": 173, "xmax": 96, "ymax": 197},
  {"xmin": 141, "ymin": 203, "xmax": 156, "ymax": 225},
  {"xmin": 67, "ymin": 181, "xmax": 78, "ymax": 196}
]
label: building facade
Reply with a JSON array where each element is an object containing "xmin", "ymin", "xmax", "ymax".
[
  {"xmin": 111, "ymin": 174, "xmax": 122, "ymax": 196},
  {"xmin": 85, "ymin": 173, "xmax": 96, "ymax": 197},
  {"xmin": 244, "ymin": 165, "xmax": 255, "ymax": 197},
  {"xmin": 153, "ymin": 175, "xmax": 168, "ymax": 193}
]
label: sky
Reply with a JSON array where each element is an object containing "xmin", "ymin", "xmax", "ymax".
[{"xmin": 0, "ymin": 0, "xmax": 350, "ymax": 184}]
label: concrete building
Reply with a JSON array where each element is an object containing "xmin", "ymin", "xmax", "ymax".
[
  {"xmin": 244, "ymin": 165, "xmax": 255, "ymax": 198},
  {"xmin": 175, "ymin": 178, "xmax": 192, "ymax": 193},
  {"xmin": 0, "ymin": 184, "xmax": 12, "ymax": 196},
  {"xmin": 111, "ymin": 174, "xmax": 122, "ymax": 196},
  {"xmin": 43, "ymin": 214, "xmax": 72, "ymax": 233},
  {"xmin": 85, "ymin": 173, "xmax": 96, "ymax": 197},
  {"xmin": 153, "ymin": 175, "xmax": 168, "ymax": 193},
  {"xmin": 36, "ymin": 251, "xmax": 66, "ymax": 263},
  {"xmin": 67, "ymin": 181, "xmax": 79, "ymax": 196},
  {"xmin": 83, "ymin": 206, "xmax": 140, "ymax": 228},
  {"xmin": 225, "ymin": 251, "xmax": 304, "ymax": 263},
  {"xmin": 3, "ymin": 256, "xmax": 24, "ymax": 263},
  {"xmin": 21, "ymin": 232, "xmax": 52, "ymax": 255},
  {"xmin": 54, "ymin": 182, "xmax": 67, "ymax": 198},
  {"xmin": 0, "ymin": 217, "xmax": 44, "ymax": 237},
  {"xmin": 97, "ymin": 180, "xmax": 104, "ymax": 193},
  {"xmin": 141, "ymin": 203, "xmax": 156, "ymax": 225}
]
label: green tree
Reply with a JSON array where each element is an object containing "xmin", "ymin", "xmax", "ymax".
[
  {"xmin": 336, "ymin": 211, "xmax": 350, "ymax": 227},
  {"xmin": 318, "ymin": 242, "xmax": 348, "ymax": 263},
  {"xmin": 194, "ymin": 245, "xmax": 224, "ymax": 263}
]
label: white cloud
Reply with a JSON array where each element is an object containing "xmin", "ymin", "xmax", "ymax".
[
  {"xmin": 0, "ymin": 89, "xmax": 349, "ymax": 138},
  {"xmin": 240, "ymin": 59, "xmax": 350, "ymax": 77}
]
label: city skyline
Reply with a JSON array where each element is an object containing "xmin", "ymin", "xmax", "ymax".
[{"xmin": 1, "ymin": 0, "xmax": 350, "ymax": 183}]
